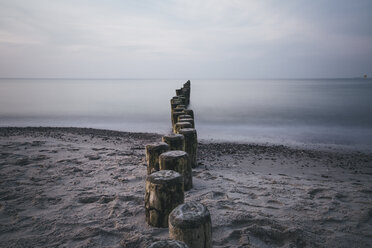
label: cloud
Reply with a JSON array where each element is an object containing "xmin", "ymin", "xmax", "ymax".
[{"xmin": 0, "ymin": 0, "xmax": 371, "ymax": 78}]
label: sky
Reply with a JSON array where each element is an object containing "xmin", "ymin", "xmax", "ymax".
[{"xmin": 0, "ymin": 0, "xmax": 371, "ymax": 79}]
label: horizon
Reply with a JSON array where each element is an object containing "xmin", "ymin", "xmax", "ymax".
[{"xmin": 0, "ymin": 76, "xmax": 370, "ymax": 81}]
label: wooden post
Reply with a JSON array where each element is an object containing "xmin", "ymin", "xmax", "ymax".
[
  {"xmin": 177, "ymin": 114, "xmax": 192, "ymax": 120},
  {"xmin": 162, "ymin": 134, "xmax": 185, "ymax": 151},
  {"xmin": 182, "ymin": 88, "xmax": 190, "ymax": 105},
  {"xmin": 178, "ymin": 118, "xmax": 194, "ymax": 128},
  {"xmin": 145, "ymin": 142, "xmax": 169, "ymax": 175},
  {"xmin": 182, "ymin": 87, "xmax": 190, "ymax": 100},
  {"xmin": 171, "ymin": 109, "xmax": 182, "ymax": 126},
  {"xmin": 172, "ymin": 111, "xmax": 185, "ymax": 129},
  {"xmin": 178, "ymin": 96, "xmax": 187, "ymax": 106},
  {"xmin": 182, "ymin": 86, "xmax": 190, "ymax": 95},
  {"xmin": 178, "ymin": 128, "xmax": 197, "ymax": 168},
  {"xmin": 175, "ymin": 104, "xmax": 186, "ymax": 110},
  {"xmin": 169, "ymin": 201, "xmax": 212, "ymax": 248},
  {"xmin": 175, "ymin": 106, "xmax": 186, "ymax": 114},
  {"xmin": 174, "ymin": 122, "xmax": 192, "ymax": 134},
  {"xmin": 145, "ymin": 170, "xmax": 184, "ymax": 227},
  {"xmin": 176, "ymin": 88, "xmax": 183, "ymax": 96},
  {"xmin": 171, "ymin": 99, "xmax": 181, "ymax": 110},
  {"xmin": 182, "ymin": 109, "xmax": 194, "ymax": 119},
  {"xmin": 159, "ymin": 151, "xmax": 192, "ymax": 191},
  {"xmin": 147, "ymin": 240, "xmax": 189, "ymax": 248}
]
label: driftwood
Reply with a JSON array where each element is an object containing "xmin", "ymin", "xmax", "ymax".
[
  {"xmin": 169, "ymin": 201, "xmax": 212, "ymax": 248},
  {"xmin": 145, "ymin": 170, "xmax": 184, "ymax": 227},
  {"xmin": 159, "ymin": 151, "xmax": 192, "ymax": 191}
]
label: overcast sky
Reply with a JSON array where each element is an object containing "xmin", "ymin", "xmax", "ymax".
[{"xmin": 0, "ymin": 0, "xmax": 371, "ymax": 79}]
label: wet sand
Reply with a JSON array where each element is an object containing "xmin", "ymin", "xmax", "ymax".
[{"xmin": 0, "ymin": 127, "xmax": 371, "ymax": 247}]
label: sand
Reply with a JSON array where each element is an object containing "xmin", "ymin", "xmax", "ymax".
[{"xmin": 0, "ymin": 127, "xmax": 371, "ymax": 248}]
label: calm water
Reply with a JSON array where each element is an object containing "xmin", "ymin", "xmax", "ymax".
[{"xmin": 1, "ymin": 79, "xmax": 372, "ymax": 151}]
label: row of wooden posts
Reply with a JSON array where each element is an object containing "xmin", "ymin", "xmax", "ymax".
[{"xmin": 144, "ymin": 81, "xmax": 212, "ymax": 248}]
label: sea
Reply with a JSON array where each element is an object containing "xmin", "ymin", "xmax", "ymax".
[{"xmin": 1, "ymin": 78, "xmax": 372, "ymax": 151}]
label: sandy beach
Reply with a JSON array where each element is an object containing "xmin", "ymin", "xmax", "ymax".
[{"xmin": 0, "ymin": 127, "xmax": 372, "ymax": 248}]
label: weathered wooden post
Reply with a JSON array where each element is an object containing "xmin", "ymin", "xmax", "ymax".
[
  {"xmin": 159, "ymin": 151, "xmax": 192, "ymax": 191},
  {"xmin": 162, "ymin": 134, "xmax": 185, "ymax": 151},
  {"xmin": 171, "ymin": 99, "xmax": 182, "ymax": 110},
  {"xmin": 183, "ymin": 109, "xmax": 194, "ymax": 119},
  {"xmin": 145, "ymin": 142, "xmax": 169, "ymax": 175},
  {"xmin": 178, "ymin": 128, "xmax": 197, "ymax": 168},
  {"xmin": 145, "ymin": 170, "xmax": 184, "ymax": 227},
  {"xmin": 182, "ymin": 86, "xmax": 190, "ymax": 98},
  {"xmin": 177, "ymin": 114, "xmax": 192, "ymax": 120},
  {"xmin": 176, "ymin": 88, "xmax": 183, "ymax": 96},
  {"xmin": 174, "ymin": 122, "xmax": 192, "ymax": 134},
  {"xmin": 182, "ymin": 88, "xmax": 190, "ymax": 105},
  {"xmin": 147, "ymin": 240, "xmax": 189, "ymax": 248},
  {"xmin": 172, "ymin": 111, "xmax": 185, "ymax": 129},
  {"xmin": 178, "ymin": 118, "xmax": 194, "ymax": 128},
  {"xmin": 169, "ymin": 201, "xmax": 212, "ymax": 248},
  {"xmin": 174, "ymin": 106, "xmax": 186, "ymax": 115},
  {"xmin": 175, "ymin": 105, "xmax": 186, "ymax": 110},
  {"xmin": 183, "ymin": 81, "xmax": 190, "ymax": 88},
  {"xmin": 182, "ymin": 86, "xmax": 190, "ymax": 95},
  {"xmin": 178, "ymin": 96, "xmax": 187, "ymax": 105}
]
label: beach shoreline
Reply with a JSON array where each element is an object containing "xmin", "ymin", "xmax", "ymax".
[{"xmin": 1, "ymin": 127, "xmax": 372, "ymax": 247}]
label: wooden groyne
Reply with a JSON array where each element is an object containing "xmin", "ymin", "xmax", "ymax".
[{"xmin": 145, "ymin": 80, "xmax": 211, "ymax": 248}]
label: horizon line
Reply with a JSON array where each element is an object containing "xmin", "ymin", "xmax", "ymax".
[{"xmin": 0, "ymin": 76, "xmax": 369, "ymax": 81}]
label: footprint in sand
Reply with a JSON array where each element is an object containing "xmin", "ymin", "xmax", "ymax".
[
  {"xmin": 360, "ymin": 189, "xmax": 372, "ymax": 195},
  {"xmin": 200, "ymin": 191, "xmax": 227, "ymax": 200},
  {"xmin": 218, "ymin": 229, "xmax": 250, "ymax": 247},
  {"xmin": 58, "ymin": 158, "xmax": 83, "ymax": 165},
  {"xmin": 31, "ymin": 154, "xmax": 48, "ymax": 161},
  {"xmin": 84, "ymin": 154, "xmax": 101, "ymax": 160},
  {"xmin": 72, "ymin": 226, "xmax": 120, "ymax": 240},
  {"xmin": 67, "ymin": 148, "xmax": 80, "ymax": 152},
  {"xmin": 31, "ymin": 141, "xmax": 46, "ymax": 146},
  {"xmin": 247, "ymin": 224, "xmax": 305, "ymax": 247},
  {"xmin": 92, "ymin": 147, "xmax": 108, "ymax": 151},
  {"xmin": 77, "ymin": 194, "xmax": 116, "ymax": 204},
  {"xmin": 14, "ymin": 156, "xmax": 30, "ymax": 166},
  {"xmin": 195, "ymin": 171, "xmax": 218, "ymax": 180},
  {"xmin": 78, "ymin": 195, "xmax": 101, "ymax": 204},
  {"xmin": 267, "ymin": 199, "xmax": 283, "ymax": 206},
  {"xmin": 307, "ymin": 188, "xmax": 325, "ymax": 199}
]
